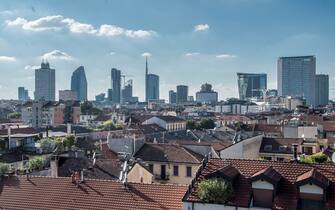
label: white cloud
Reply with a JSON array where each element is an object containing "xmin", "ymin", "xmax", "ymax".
[
  {"xmin": 24, "ymin": 65, "xmax": 40, "ymax": 70},
  {"xmin": 142, "ymin": 52, "xmax": 152, "ymax": 57},
  {"xmin": 42, "ymin": 50, "xmax": 73, "ymax": 61},
  {"xmin": 6, "ymin": 15, "xmax": 157, "ymax": 39},
  {"xmin": 215, "ymin": 54, "xmax": 236, "ymax": 59},
  {"xmin": 0, "ymin": 10, "xmax": 15, "ymax": 16},
  {"xmin": 185, "ymin": 52, "xmax": 200, "ymax": 57},
  {"xmin": 110, "ymin": 52, "xmax": 116, "ymax": 55},
  {"xmin": 194, "ymin": 24, "xmax": 209, "ymax": 32},
  {"xmin": 0, "ymin": 56, "xmax": 16, "ymax": 62}
]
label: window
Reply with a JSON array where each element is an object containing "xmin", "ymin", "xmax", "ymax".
[
  {"xmin": 264, "ymin": 145, "xmax": 272, "ymax": 152},
  {"xmin": 278, "ymin": 145, "xmax": 287, "ymax": 152},
  {"xmin": 186, "ymin": 166, "xmax": 192, "ymax": 177},
  {"xmin": 173, "ymin": 165, "xmax": 179, "ymax": 176},
  {"xmin": 148, "ymin": 164, "xmax": 153, "ymax": 173}
]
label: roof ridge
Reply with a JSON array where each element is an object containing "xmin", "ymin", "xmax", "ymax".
[{"xmin": 181, "ymin": 147, "xmax": 202, "ymax": 163}]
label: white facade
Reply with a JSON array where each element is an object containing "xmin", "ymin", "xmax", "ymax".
[{"xmin": 220, "ymin": 135, "xmax": 263, "ymax": 159}]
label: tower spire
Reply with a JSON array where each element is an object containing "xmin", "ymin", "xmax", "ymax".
[{"xmin": 145, "ymin": 56, "xmax": 148, "ymax": 102}]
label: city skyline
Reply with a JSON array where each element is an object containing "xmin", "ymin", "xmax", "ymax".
[{"xmin": 0, "ymin": 0, "xmax": 335, "ymax": 101}]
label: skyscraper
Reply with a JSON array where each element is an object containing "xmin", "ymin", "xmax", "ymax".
[
  {"xmin": 277, "ymin": 56, "xmax": 316, "ymax": 106},
  {"xmin": 111, "ymin": 68, "xmax": 121, "ymax": 103},
  {"xmin": 34, "ymin": 61, "xmax": 55, "ymax": 101},
  {"xmin": 196, "ymin": 83, "xmax": 218, "ymax": 104},
  {"xmin": 122, "ymin": 80, "xmax": 136, "ymax": 103},
  {"xmin": 315, "ymin": 74, "xmax": 329, "ymax": 106},
  {"xmin": 18, "ymin": 87, "xmax": 29, "ymax": 101},
  {"xmin": 145, "ymin": 57, "xmax": 159, "ymax": 102},
  {"xmin": 71, "ymin": 66, "xmax": 87, "ymax": 101},
  {"xmin": 237, "ymin": 73, "xmax": 267, "ymax": 100},
  {"xmin": 176, "ymin": 85, "xmax": 188, "ymax": 104},
  {"xmin": 147, "ymin": 74, "xmax": 159, "ymax": 101},
  {"xmin": 169, "ymin": 90, "xmax": 177, "ymax": 104}
]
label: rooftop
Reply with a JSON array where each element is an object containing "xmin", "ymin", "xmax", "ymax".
[{"xmin": 0, "ymin": 176, "xmax": 187, "ymax": 210}]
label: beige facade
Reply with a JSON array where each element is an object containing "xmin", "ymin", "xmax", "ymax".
[
  {"xmin": 143, "ymin": 161, "xmax": 200, "ymax": 185},
  {"xmin": 127, "ymin": 163, "xmax": 153, "ymax": 184}
]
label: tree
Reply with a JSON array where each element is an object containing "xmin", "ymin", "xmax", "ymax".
[
  {"xmin": 199, "ymin": 119, "xmax": 216, "ymax": 130},
  {"xmin": 7, "ymin": 112, "xmax": 21, "ymax": 119},
  {"xmin": 0, "ymin": 163, "xmax": 10, "ymax": 175},
  {"xmin": 63, "ymin": 135, "xmax": 75, "ymax": 148},
  {"xmin": 38, "ymin": 138, "xmax": 56, "ymax": 153},
  {"xmin": 186, "ymin": 120, "xmax": 197, "ymax": 130},
  {"xmin": 300, "ymin": 153, "xmax": 329, "ymax": 164},
  {"xmin": 28, "ymin": 157, "xmax": 47, "ymax": 171},
  {"xmin": 197, "ymin": 178, "xmax": 234, "ymax": 204}
]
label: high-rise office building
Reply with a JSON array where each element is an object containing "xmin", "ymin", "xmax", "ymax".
[
  {"xmin": 277, "ymin": 56, "xmax": 316, "ymax": 106},
  {"xmin": 147, "ymin": 74, "xmax": 159, "ymax": 101},
  {"xmin": 176, "ymin": 85, "xmax": 188, "ymax": 104},
  {"xmin": 315, "ymin": 74, "xmax": 329, "ymax": 106},
  {"xmin": 169, "ymin": 90, "xmax": 177, "ymax": 104},
  {"xmin": 18, "ymin": 87, "xmax": 29, "ymax": 101},
  {"xmin": 237, "ymin": 73, "xmax": 267, "ymax": 100},
  {"xmin": 196, "ymin": 83, "xmax": 218, "ymax": 104},
  {"xmin": 122, "ymin": 80, "xmax": 134, "ymax": 103},
  {"xmin": 111, "ymin": 68, "xmax": 121, "ymax": 103},
  {"xmin": 145, "ymin": 57, "xmax": 159, "ymax": 102},
  {"xmin": 34, "ymin": 61, "xmax": 55, "ymax": 101},
  {"xmin": 71, "ymin": 66, "xmax": 87, "ymax": 101}
]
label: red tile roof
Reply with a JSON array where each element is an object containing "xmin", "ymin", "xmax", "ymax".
[
  {"xmin": 184, "ymin": 158, "xmax": 335, "ymax": 209},
  {"xmin": 0, "ymin": 127, "xmax": 39, "ymax": 136},
  {"xmin": 296, "ymin": 168, "xmax": 329, "ymax": 189},
  {"xmin": 0, "ymin": 176, "xmax": 187, "ymax": 210}
]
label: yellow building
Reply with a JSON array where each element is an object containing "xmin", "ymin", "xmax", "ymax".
[{"xmin": 134, "ymin": 143, "xmax": 203, "ymax": 185}]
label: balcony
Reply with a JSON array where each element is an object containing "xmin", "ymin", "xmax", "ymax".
[{"xmin": 154, "ymin": 173, "xmax": 170, "ymax": 180}]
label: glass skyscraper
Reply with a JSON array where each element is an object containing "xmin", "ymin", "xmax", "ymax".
[
  {"xmin": 315, "ymin": 74, "xmax": 329, "ymax": 106},
  {"xmin": 237, "ymin": 73, "xmax": 267, "ymax": 100},
  {"xmin": 34, "ymin": 61, "xmax": 55, "ymax": 101},
  {"xmin": 111, "ymin": 68, "xmax": 121, "ymax": 103},
  {"xmin": 147, "ymin": 74, "xmax": 159, "ymax": 101},
  {"xmin": 277, "ymin": 56, "xmax": 316, "ymax": 106},
  {"xmin": 71, "ymin": 66, "xmax": 87, "ymax": 101},
  {"xmin": 176, "ymin": 85, "xmax": 188, "ymax": 104}
]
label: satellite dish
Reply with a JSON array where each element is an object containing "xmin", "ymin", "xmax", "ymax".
[{"xmin": 332, "ymin": 152, "xmax": 335, "ymax": 163}]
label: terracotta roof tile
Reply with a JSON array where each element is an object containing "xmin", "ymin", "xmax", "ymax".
[
  {"xmin": 0, "ymin": 176, "xmax": 187, "ymax": 210},
  {"xmin": 184, "ymin": 158, "xmax": 335, "ymax": 209}
]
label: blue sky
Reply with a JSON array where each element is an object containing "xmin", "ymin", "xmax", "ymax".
[{"xmin": 0, "ymin": 0, "xmax": 334, "ymax": 101}]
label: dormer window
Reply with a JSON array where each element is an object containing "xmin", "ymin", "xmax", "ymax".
[
  {"xmin": 296, "ymin": 169, "xmax": 329, "ymax": 210},
  {"xmin": 250, "ymin": 166, "xmax": 282, "ymax": 208},
  {"xmin": 278, "ymin": 145, "xmax": 287, "ymax": 152}
]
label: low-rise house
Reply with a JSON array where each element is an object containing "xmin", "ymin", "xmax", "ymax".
[
  {"xmin": 183, "ymin": 158, "xmax": 335, "ymax": 210},
  {"xmin": 0, "ymin": 127, "xmax": 39, "ymax": 153},
  {"xmin": 0, "ymin": 175, "xmax": 187, "ymax": 210},
  {"xmin": 142, "ymin": 116, "xmax": 187, "ymax": 132},
  {"xmin": 134, "ymin": 143, "xmax": 203, "ymax": 185}
]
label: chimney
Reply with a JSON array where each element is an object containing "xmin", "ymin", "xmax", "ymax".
[
  {"xmin": 292, "ymin": 144, "xmax": 298, "ymax": 161},
  {"xmin": 67, "ymin": 123, "xmax": 71, "ymax": 135},
  {"xmin": 50, "ymin": 156, "xmax": 59, "ymax": 177},
  {"xmin": 8, "ymin": 127, "xmax": 11, "ymax": 149}
]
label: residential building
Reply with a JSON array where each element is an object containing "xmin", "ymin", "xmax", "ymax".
[
  {"xmin": 169, "ymin": 90, "xmax": 177, "ymax": 104},
  {"xmin": 134, "ymin": 143, "xmax": 203, "ymax": 184},
  {"xmin": 183, "ymin": 158, "xmax": 335, "ymax": 209},
  {"xmin": 177, "ymin": 85, "xmax": 188, "ymax": 104},
  {"xmin": 196, "ymin": 83, "xmax": 218, "ymax": 104},
  {"xmin": 71, "ymin": 66, "xmax": 87, "ymax": 101},
  {"xmin": 278, "ymin": 56, "xmax": 316, "ymax": 106},
  {"xmin": 142, "ymin": 115, "xmax": 187, "ymax": 132},
  {"xmin": 18, "ymin": 87, "xmax": 29, "ymax": 101},
  {"xmin": 59, "ymin": 90, "xmax": 77, "ymax": 101},
  {"xmin": 34, "ymin": 61, "xmax": 55, "ymax": 101},
  {"xmin": 111, "ymin": 68, "xmax": 121, "ymax": 103},
  {"xmin": 237, "ymin": 73, "xmax": 267, "ymax": 100},
  {"xmin": 315, "ymin": 74, "xmax": 329, "ymax": 106}
]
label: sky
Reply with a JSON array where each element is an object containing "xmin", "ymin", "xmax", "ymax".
[{"xmin": 0, "ymin": 0, "xmax": 335, "ymax": 101}]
